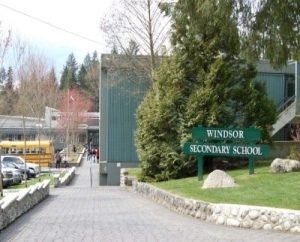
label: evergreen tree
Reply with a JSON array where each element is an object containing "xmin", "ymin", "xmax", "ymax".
[
  {"xmin": 0, "ymin": 66, "xmax": 15, "ymax": 115},
  {"xmin": 239, "ymin": 0, "xmax": 300, "ymax": 68},
  {"xmin": 135, "ymin": 0, "xmax": 277, "ymax": 181},
  {"xmin": 84, "ymin": 53, "xmax": 92, "ymax": 66},
  {"xmin": 0, "ymin": 67, "xmax": 6, "ymax": 90},
  {"xmin": 77, "ymin": 51, "xmax": 100, "ymax": 111},
  {"xmin": 6, "ymin": 66, "xmax": 13, "ymax": 90},
  {"xmin": 77, "ymin": 65, "xmax": 87, "ymax": 89},
  {"xmin": 136, "ymin": 57, "xmax": 195, "ymax": 181},
  {"xmin": 60, "ymin": 53, "xmax": 78, "ymax": 89}
]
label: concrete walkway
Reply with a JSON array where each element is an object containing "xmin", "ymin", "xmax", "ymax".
[{"xmin": 0, "ymin": 157, "xmax": 299, "ymax": 242}]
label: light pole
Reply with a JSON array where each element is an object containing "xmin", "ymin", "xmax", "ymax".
[
  {"xmin": 36, "ymin": 120, "xmax": 42, "ymax": 181},
  {"xmin": 22, "ymin": 115, "xmax": 28, "ymax": 187},
  {"xmin": 0, "ymin": 152, "xmax": 3, "ymax": 197},
  {"xmin": 66, "ymin": 89, "xmax": 70, "ymax": 162}
]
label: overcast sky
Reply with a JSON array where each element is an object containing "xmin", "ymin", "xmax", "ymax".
[{"xmin": 0, "ymin": 0, "xmax": 114, "ymax": 74}]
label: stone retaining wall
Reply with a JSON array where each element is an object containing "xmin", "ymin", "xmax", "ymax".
[
  {"xmin": 53, "ymin": 167, "xmax": 76, "ymax": 188},
  {"xmin": 121, "ymin": 170, "xmax": 300, "ymax": 234},
  {"xmin": 0, "ymin": 180, "xmax": 50, "ymax": 231}
]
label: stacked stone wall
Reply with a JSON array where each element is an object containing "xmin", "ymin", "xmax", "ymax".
[
  {"xmin": 120, "ymin": 169, "xmax": 300, "ymax": 234},
  {"xmin": 0, "ymin": 180, "xmax": 50, "ymax": 231},
  {"xmin": 53, "ymin": 167, "xmax": 76, "ymax": 188}
]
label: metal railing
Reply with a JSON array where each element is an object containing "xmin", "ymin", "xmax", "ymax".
[{"xmin": 276, "ymin": 95, "xmax": 295, "ymax": 113}]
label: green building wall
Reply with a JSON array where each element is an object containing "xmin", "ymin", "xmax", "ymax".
[
  {"xmin": 99, "ymin": 55, "xmax": 151, "ymax": 185},
  {"xmin": 256, "ymin": 72, "xmax": 286, "ymax": 107}
]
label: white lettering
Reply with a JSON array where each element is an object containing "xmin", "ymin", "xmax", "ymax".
[
  {"xmin": 239, "ymin": 131, "xmax": 244, "ymax": 139},
  {"xmin": 206, "ymin": 129, "xmax": 244, "ymax": 139},
  {"xmin": 207, "ymin": 130, "xmax": 215, "ymax": 138},
  {"xmin": 232, "ymin": 146, "xmax": 262, "ymax": 156}
]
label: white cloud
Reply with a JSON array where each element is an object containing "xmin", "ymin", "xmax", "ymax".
[{"xmin": 0, "ymin": 0, "xmax": 114, "ymax": 72}]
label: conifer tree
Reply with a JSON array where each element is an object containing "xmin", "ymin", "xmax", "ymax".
[
  {"xmin": 0, "ymin": 66, "xmax": 15, "ymax": 115},
  {"xmin": 60, "ymin": 53, "xmax": 78, "ymax": 89},
  {"xmin": 135, "ymin": 0, "xmax": 277, "ymax": 181},
  {"xmin": 77, "ymin": 51, "xmax": 100, "ymax": 111}
]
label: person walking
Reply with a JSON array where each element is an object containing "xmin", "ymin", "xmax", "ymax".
[
  {"xmin": 96, "ymin": 149, "xmax": 100, "ymax": 163},
  {"xmin": 92, "ymin": 149, "xmax": 96, "ymax": 163},
  {"xmin": 55, "ymin": 151, "xmax": 62, "ymax": 168}
]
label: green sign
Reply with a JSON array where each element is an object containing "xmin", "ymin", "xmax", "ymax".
[
  {"xmin": 183, "ymin": 143, "xmax": 269, "ymax": 158},
  {"xmin": 192, "ymin": 126, "xmax": 261, "ymax": 142},
  {"xmin": 183, "ymin": 126, "xmax": 269, "ymax": 181}
]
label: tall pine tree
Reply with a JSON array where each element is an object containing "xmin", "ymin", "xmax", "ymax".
[
  {"xmin": 77, "ymin": 51, "xmax": 100, "ymax": 111},
  {"xmin": 135, "ymin": 0, "xmax": 276, "ymax": 181},
  {"xmin": 0, "ymin": 66, "xmax": 15, "ymax": 115},
  {"xmin": 60, "ymin": 53, "xmax": 78, "ymax": 89}
]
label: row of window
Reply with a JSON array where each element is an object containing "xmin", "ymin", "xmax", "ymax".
[
  {"xmin": 1, "ymin": 134, "xmax": 36, "ymax": 141},
  {"xmin": 2, "ymin": 147, "xmax": 46, "ymax": 155}
]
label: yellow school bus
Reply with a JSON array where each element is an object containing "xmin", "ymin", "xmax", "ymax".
[{"xmin": 0, "ymin": 140, "xmax": 54, "ymax": 167}]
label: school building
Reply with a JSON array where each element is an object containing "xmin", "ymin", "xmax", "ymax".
[{"xmin": 0, "ymin": 107, "xmax": 99, "ymax": 151}]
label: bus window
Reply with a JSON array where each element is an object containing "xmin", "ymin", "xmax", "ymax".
[
  {"xmin": 2, "ymin": 147, "xmax": 10, "ymax": 154},
  {"xmin": 39, "ymin": 147, "xmax": 46, "ymax": 154}
]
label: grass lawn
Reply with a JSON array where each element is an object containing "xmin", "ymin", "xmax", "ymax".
[
  {"xmin": 128, "ymin": 166, "xmax": 300, "ymax": 210},
  {"xmin": 6, "ymin": 171, "xmax": 66, "ymax": 189}
]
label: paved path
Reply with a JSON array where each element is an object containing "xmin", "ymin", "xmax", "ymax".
[{"xmin": 1, "ymin": 158, "xmax": 299, "ymax": 242}]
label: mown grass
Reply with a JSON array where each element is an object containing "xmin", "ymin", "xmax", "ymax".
[
  {"xmin": 128, "ymin": 165, "xmax": 300, "ymax": 210},
  {"xmin": 127, "ymin": 168, "xmax": 142, "ymax": 178},
  {"xmin": 6, "ymin": 171, "xmax": 66, "ymax": 189}
]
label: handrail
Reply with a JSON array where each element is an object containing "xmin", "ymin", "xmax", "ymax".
[{"xmin": 276, "ymin": 95, "xmax": 295, "ymax": 113}]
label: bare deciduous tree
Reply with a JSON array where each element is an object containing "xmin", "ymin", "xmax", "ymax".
[
  {"xmin": 100, "ymin": 0, "xmax": 172, "ymax": 72},
  {"xmin": 15, "ymin": 52, "xmax": 60, "ymax": 117},
  {"xmin": 0, "ymin": 23, "xmax": 12, "ymax": 69},
  {"xmin": 56, "ymin": 88, "xmax": 94, "ymax": 146}
]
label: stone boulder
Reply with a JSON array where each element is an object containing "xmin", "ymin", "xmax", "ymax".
[
  {"xmin": 202, "ymin": 169, "xmax": 237, "ymax": 189},
  {"xmin": 270, "ymin": 158, "xmax": 300, "ymax": 173}
]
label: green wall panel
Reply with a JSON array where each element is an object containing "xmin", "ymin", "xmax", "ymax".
[
  {"xmin": 256, "ymin": 72, "xmax": 285, "ymax": 107},
  {"xmin": 100, "ymin": 65, "xmax": 150, "ymax": 163}
]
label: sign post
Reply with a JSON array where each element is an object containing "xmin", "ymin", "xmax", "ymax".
[
  {"xmin": 248, "ymin": 158, "xmax": 255, "ymax": 175},
  {"xmin": 183, "ymin": 126, "xmax": 270, "ymax": 180},
  {"xmin": 197, "ymin": 156, "xmax": 204, "ymax": 180}
]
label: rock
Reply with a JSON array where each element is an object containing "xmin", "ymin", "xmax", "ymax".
[
  {"xmin": 241, "ymin": 219, "xmax": 253, "ymax": 228},
  {"xmin": 263, "ymin": 224, "xmax": 273, "ymax": 230},
  {"xmin": 202, "ymin": 170, "xmax": 237, "ymax": 189},
  {"xmin": 261, "ymin": 215, "xmax": 269, "ymax": 222},
  {"xmin": 270, "ymin": 158, "xmax": 300, "ymax": 173},
  {"xmin": 283, "ymin": 221, "xmax": 292, "ymax": 231},
  {"xmin": 227, "ymin": 218, "xmax": 240, "ymax": 227},
  {"xmin": 214, "ymin": 206, "xmax": 222, "ymax": 214},
  {"xmin": 253, "ymin": 220, "xmax": 264, "ymax": 230},
  {"xmin": 240, "ymin": 209, "xmax": 249, "ymax": 219},
  {"xmin": 216, "ymin": 216, "xmax": 225, "ymax": 225},
  {"xmin": 195, "ymin": 210, "xmax": 202, "ymax": 219},
  {"xmin": 274, "ymin": 225, "xmax": 283, "ymax": 231},
  {"xmin": 249, "ymin": 210, "xmax": 260, "ymax": 220},
  {"xmin": 270, "ymin": 215, "xmax": 279, "ymax": 224},
  {"xmin": 231, "ymin": 207, "xmax": 239, "ymax": 217},
  {"xmin": 290, "ymin": 226, "xmax": 300, "ymax": 233}
]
